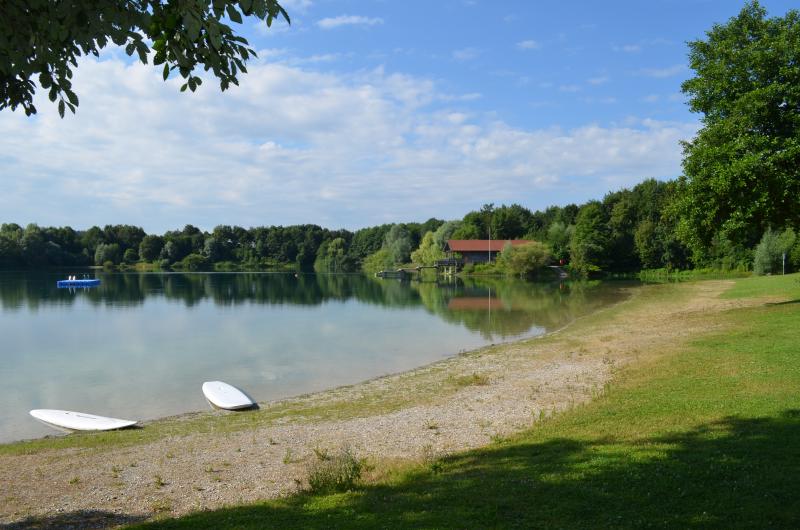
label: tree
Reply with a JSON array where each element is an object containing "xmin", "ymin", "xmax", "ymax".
[
  {"xmin": 491, "ymin": 204, "xmax": 533, "ymax": 240},
  {"xmin": 569, "ymin": 202, "xmax": 610, "ymax": 275},
  {"xmin": 1, "ymin": 0, "xmax": 289, "ymax": 117},
  {"xmin": 314, "ymin": 237, "xmax": 347, "ymax": 272},
  {"xmin": 139, "ymin": 235, "xmax": 164, "ymax": 262},
  {"xmin": 94, "ymin": 242, "xmax": 121, "ymax": 265},
  {"xmin": 546, "ymin": 221, "xmax": 573, "ymax": 262},
  {"xmin": 383, "ymin": 225, "xmax": 412, "ymax": 265},
  {"xmin": 753, "ymin": 228, "xmax": 796, "ymax": 275},
  {"xmin": 0, "ymin": 232, "xmax": 21, "ymax": 267},
  {"xmin": 410, "ymin": 231, "xmax": 445, "ymax": 265},
  {"xmin": 361, "ymin": 249, "xmax": 393, "ymax": 274},
  {"xmin": 677, "ymin": 2, "xmax": 800, "ymax": 263},
  {"xmin": 431, "ymin": 221, "xmax": 462, "ymax": 250},
  {"xmin": 123, "ymin": 247, "xmax": 139, "ymax": 264},
  {"xmin": 203, "ymin": 236, "xmax": 225, "ymax": 262}
]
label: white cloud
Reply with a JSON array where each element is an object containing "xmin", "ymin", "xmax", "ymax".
[
  {"xmin": 587, "ymin": 75, "xmax": 609, "ymax": 85},
  {"xmin": 581, "ymin": 96, "xmax": 617, "ymax": 104},
  {"xmin": 516, "ymin": 40, "xmax": 540, "ymax": 50},
  {"xmin": 452, "ymin": 48, "xmax": 480, "ymax": 61},
  {"xmin": 613, "ymin": 44, "xmax": 641, "ymax": 53},
  {"xmin": 280, "ymin": 0, "xmax": 313, "ymax": 13},
  {"xmin": 640, "ymin": 64, "xmax": 685, "ymax": 78},
  {"xmin": 559, "ymin": 84, "xmax": 581, "ymax": 93},
  {"xmin": 316, "ymin": 15, "xmax": 383, "ymax": 29},
  {"xmin": 642, "ymin": 94, "xmax": 660, "ymax": 103},
  {"xmin": 439, "ymin": 92, "xmax": 482, "ymax": 102},
  {"xmin": 288, "ymin": 53, "xmax": 347, "ymax": 65},
  {"xmin": 0, "ymin": 57, "xmax": 697, "ymax": 231}
]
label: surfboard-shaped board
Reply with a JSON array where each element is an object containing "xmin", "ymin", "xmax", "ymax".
[
  {"xmin": 29, "ymin": 409, "xmax": 137, "ymax": 432},
  {"xmin": 202, "ymin": 381, "xmax": 256, "ymax": 410}
]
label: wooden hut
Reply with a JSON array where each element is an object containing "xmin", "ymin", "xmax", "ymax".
[{"xmin": 444, "ymin": 239, "xmax": 532, "ymax": 265}]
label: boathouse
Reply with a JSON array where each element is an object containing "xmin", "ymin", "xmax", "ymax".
[{"xmin": 444, "ymin": 239, "xmax": 532, "ymax": 265}]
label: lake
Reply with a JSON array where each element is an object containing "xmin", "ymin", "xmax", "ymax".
[{"xmin": 0, "ymin": 271, "xmax": 632, "ymax": 443}]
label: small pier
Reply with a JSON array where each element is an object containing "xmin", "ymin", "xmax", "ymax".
[{"xmin": 376, "ymin": 265, "xmax": 440, "ymax": 280}]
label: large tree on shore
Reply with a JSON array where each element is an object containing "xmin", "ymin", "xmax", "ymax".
[
  {"xmin": 677, "ymin": 1, "xmax": 800, "ymax": 263},
  {"xmin": 0, "ymin": 0, "xmax": 288, "ymax": 117}
]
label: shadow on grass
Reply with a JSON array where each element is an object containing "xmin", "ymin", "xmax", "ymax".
[
  {"xmin": 766, "ymin": 299, "xmax": 800, "ymax": 306},
  {"xmin": 1, "ymin": 510, "xmax": 146, "ymax": 529},
  {"xmin": 130, "ymin": 411, "xmax": 800, "ymax": 529}
]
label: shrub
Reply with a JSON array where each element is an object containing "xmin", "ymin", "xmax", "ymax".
[
  {"xmin": 307, "ymin": 446, "xmax": 364, "ymax": 494},
  {"xmin": 501, "ymin": 241, "xmax": 551, "ymax": 278},
  {"xmin": 172, "ymin": 253, "xmax": 209, "ymax": 271}
]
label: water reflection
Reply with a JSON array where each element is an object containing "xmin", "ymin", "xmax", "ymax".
[
  {"xmin": 0, "ymin": 272, "xmax": 632, "ymax": 443},
  {"xmin": 0, "ymin": 272, "xmax": 624, "ymax": 339}
]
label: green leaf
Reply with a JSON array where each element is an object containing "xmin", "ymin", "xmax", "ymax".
[
  {"xmin": 184, "ymin": 14, "xmax": 201, "ymax": 41},
  {"xmin": 212, "ymin": 0, "xmax": 226, "ymax": 18},
  {"xmin": 210, "ymin": 31, "xmax": 222, "ymax": 50},
  {"xmin": 226, "ymin": 5, "xmax": 243, "ymax": 24},
  {"xmin": 65, "ymin": 90, "xmax": 78, "ymax": 107},
  {"xmin": 239, "ymin": 0, "xmax": 253, "ymax": 14},
  {"xmin": 58, "ymin": 100, "xmax": 65, "ymax": 118},
  {"xmin": 135, "ymin": 42, "xmax": 149, "ymax": 64},
  {"xmin": 162, "ymin": 63, "xmax": 169, "ymax": 80}
]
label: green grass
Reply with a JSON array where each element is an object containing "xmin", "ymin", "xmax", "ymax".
[
  {"xmin": 637, "ymin": 267, "xmax": 751, "ymax": 283},
  {"xmin": 122, "ymin": 274, "xmax": 800, "ymax": 529},
  {"xmin": 722, "ymin": 271, "xmax": 800, "ymax": 299}
]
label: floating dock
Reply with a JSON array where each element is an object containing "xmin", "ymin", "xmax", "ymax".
[{"xmin": 56, "ymin": 279, "xmax": 101, "ymax": 288}]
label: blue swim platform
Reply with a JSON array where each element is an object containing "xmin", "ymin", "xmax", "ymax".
[{"xmin": 56, "ymin": 279, "xmax": 101, "ymax": 288}]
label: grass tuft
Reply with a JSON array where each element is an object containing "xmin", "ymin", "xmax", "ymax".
[
  {"xmin": 450, "ymin": 373, "xmax": 491, "ymax": 387},
  {"xmin": 306, "ymin": 446, "xmax": 365, "ymax": 494}
]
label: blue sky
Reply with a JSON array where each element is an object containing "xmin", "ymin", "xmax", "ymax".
[{"xmin": 0, "ymin": 0, "xmax": 795, "ymax": 233}]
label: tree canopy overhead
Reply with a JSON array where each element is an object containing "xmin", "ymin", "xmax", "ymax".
[
  {"xmin": 677, "ymin": 1, "xmax": 800, "ymax": 262},
  {"xmin": 0, "ymin": 0, "xmax": 289, "ymax": 117}
]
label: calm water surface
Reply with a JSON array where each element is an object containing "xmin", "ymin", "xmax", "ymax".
[{"xmin": 0, "ymin": 272, "xmax": 633, "ymax": 443}]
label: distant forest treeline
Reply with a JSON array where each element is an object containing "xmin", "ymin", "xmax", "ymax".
[{"xmin": 1, "ymin": 177, "xmax": 797, "ymax": 276}]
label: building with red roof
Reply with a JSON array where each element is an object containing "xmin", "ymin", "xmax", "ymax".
[{"xmin": 444, "ymin": 239, "xmax": 532, "ymax": 265}]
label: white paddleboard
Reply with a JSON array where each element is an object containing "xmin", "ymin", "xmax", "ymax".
[
  {"xmin": 202, "ymin": 381, "xmax": 256, "ymax": 410},
  {"xmin": 30, "ymin": 409, "xmax": 137, "ymax": 432}
]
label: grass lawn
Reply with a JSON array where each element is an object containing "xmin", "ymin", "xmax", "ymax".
[{"xmin": 124, "ymin": 273, "xmax": 800, "ymax": 529}]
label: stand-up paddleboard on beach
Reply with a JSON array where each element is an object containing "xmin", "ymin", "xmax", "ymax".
[
  {"xmin": 30, "ymin": 409, "xmax": 137, "ymax": 432},
  {"xmin": 202, "ymin": 381, "xmax": 256, "ymax": 410}
]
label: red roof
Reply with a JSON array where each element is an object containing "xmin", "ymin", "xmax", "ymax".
[
  {"xmin": 446, "ymin": 239, "xmax": 532, "ymax": 252},
  {"xmin": 447, "ymin": 297, "xmax": 506, "ymax": 310}
]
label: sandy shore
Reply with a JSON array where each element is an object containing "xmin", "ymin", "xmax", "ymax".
[{"xmin": 0, "ymin": 280, "xmax": 751, "ymax": 528}]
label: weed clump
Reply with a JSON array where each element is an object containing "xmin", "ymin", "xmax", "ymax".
[
  {"xmin": 306, "ymin": 446, "xmax": 364, "ymax": 494},
  {"xmin": 451, "ymin": 373, "xmax": 491, "ymax": 387}
]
